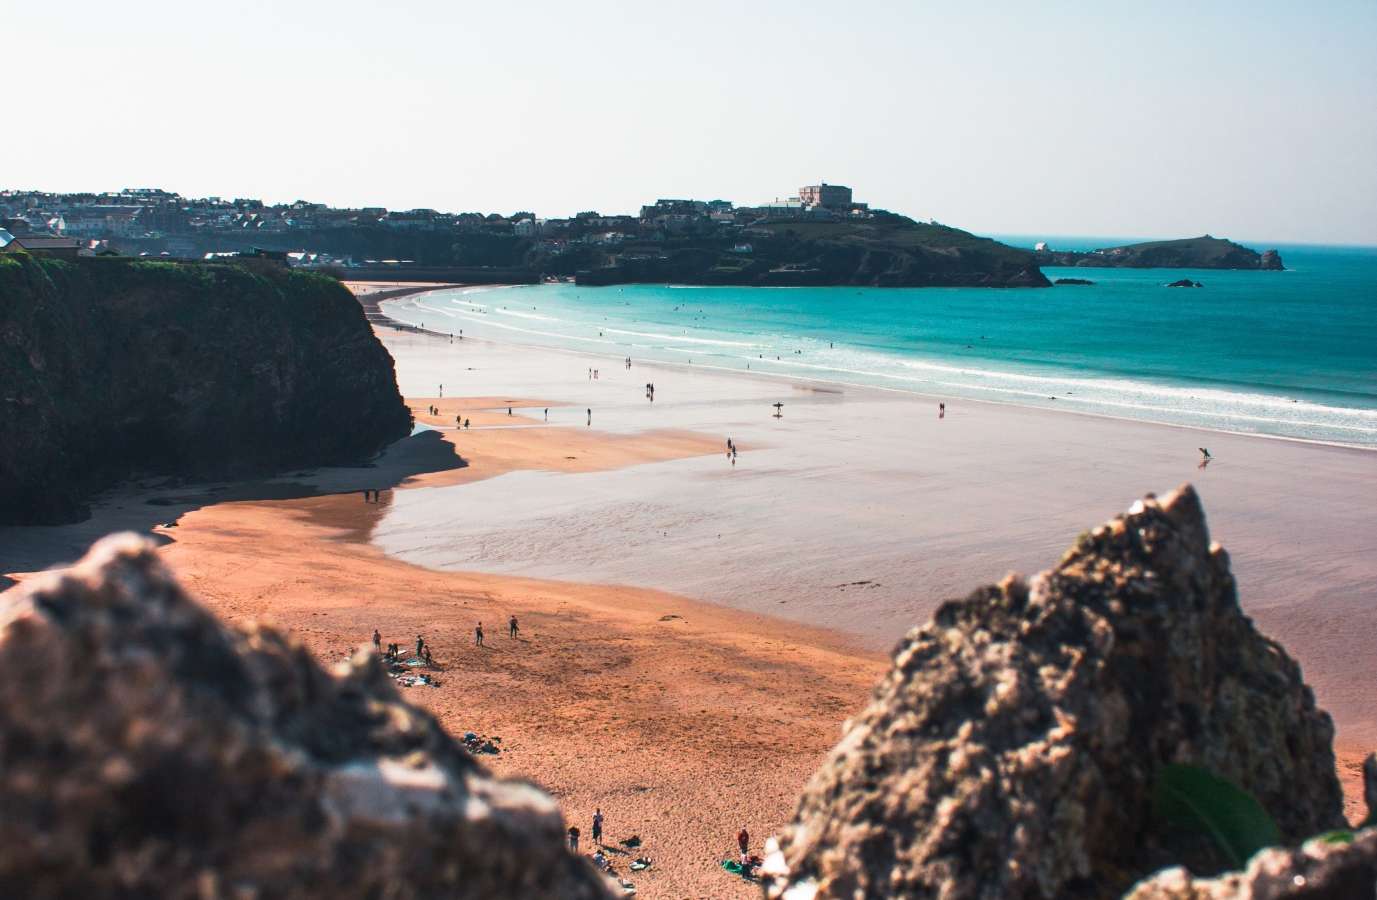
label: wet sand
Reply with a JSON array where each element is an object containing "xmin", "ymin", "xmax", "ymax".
[{"xmin": 159, "ymin": 490, "xmax": 884, "ymax": 899}]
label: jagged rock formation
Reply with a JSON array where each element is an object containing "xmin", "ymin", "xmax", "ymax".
[
  {"xmin": 765, "ymin": 485, "xmax": 1343, "ymax": 900},
  {"xmin": 1036, "ymin": 236, "xmax": 1283, "ymax": 270},
  {"xmin": 0, "ymin": 254, "xmax": 412, "ymax": 524},
  {"xmin": 0, "ymin": 534, "xmax": 613, "ymax": 899}
]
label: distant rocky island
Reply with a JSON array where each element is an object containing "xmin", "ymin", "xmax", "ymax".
[
  {"xmin": 0, "ymin": 253, "xmax": 411, "ymax": 524},
  {"xmin": 1036, "ymin": 235, "xmax": 1284, "ymax": 270}
]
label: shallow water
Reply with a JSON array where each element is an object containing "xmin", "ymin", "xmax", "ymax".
[{"xmin": 383, "ymin": 242, "xmax": 1377, "ymax": 445}]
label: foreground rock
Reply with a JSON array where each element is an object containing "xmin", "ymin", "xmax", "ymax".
[
  {"xmin": 0, "ymin": 254, "xmax": 412, "ymax": 524},
  {"xmin": 0, "ymin": 534, "xmax": 612, "ymax": 899},
  {"xmin": 1127, "ymin": 828, "xmax": 1377, "ymax": 899},
  {"xmin": 766, "ymin": 485, "xmax": 1343, "ymax": 899}
]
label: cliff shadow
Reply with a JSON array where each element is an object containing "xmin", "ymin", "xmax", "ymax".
[{"xmin": 0, "ymin": 430, "xmax": 465, "ymax": 591}]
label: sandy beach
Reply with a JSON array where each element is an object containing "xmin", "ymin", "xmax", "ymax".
[
  {"xmin": 372, "ymin": 306, "xmax": 1377, "ymax": 740},
  {"xmin": 3, "ymin": 287, "xmax": 1375, "ymax": 895}
]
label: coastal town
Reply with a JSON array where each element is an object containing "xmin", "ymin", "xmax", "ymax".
[{"xmin": 0, "ymin": 182, "xmax": 873, "ymax": 271}]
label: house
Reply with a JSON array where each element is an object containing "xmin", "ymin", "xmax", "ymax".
[
  {"xmin": 60, "ymin": 205, "xmax": 144, "ymax": 238},
  {"xmin": 513, "ymin": 218, "xmax": 539, "ymax": 237},
  {"xmin": 382, "ymin": 210, "xmax": 438, "ymax": 230},
  {"xmin": 0, "ymin": 236, "xmax": 83, "ymax": 259}
]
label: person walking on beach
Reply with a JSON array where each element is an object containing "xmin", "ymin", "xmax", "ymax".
[
  {"xmin": 475, "ymin": 622, "xmax": 484, "ymax": 646},
  {"xmin": 464, "ymin": 418, "xmax": 470, "ymax": 429},
  {"xmin": 415, "ymin": 635, "xmax": 425, "ymax": 657},
  {"xmin": 372, "ymin": 629, "xmax": 381, "ymax": 653},
  {"xmin": 587, "ymin": 408, "xmax": 592, "ymax": 426},
  {"xmin": 568, "ymin": 825, "xmax": 580, "ymax": 852},
  {"xmin": 508, "ymin": 406, "xmax": 512, "ymax": 416},
  {"xmin": 509, "ymin": 615, "xmax": 519, "ymax": 639},
  {"xmin": 423, "ymin": 646, "xmax": 433, "ymax": 667},
  {"xmin": 544, "ymin": 408, "xmax": 548, "ymax": 422},
  {"xmin": 737, "ymin": 826, "xmax": 750, "ymax": 857},
  {"xmin": 439, "ymin": 383, "xmax": 444, "ymax": 398},
  {"xmin": 592, "ymin": 809, "xmax": 604, "ymax": 845},
  {"xmin": 939, "ymin": 402, "xmax": 945, "ymax": 418}
]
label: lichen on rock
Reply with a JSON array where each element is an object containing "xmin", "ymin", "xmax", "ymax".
[
  {"xmin": 0, "ymin": 533, "xmax": 613, "ymax": 899},
  {"xmin": 766, "ymin": 485, "xmax": 1344, "ymax": 899}
]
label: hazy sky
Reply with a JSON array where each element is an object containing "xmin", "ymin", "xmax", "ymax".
[{"xmin": 6, "ymin": 1, "xmax": 1375, "ymax": 244}]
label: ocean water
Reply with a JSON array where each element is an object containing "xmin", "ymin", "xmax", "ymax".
[{"xmin": 382, "ymin": 242, "xmax": 1377, "ymax": 446}]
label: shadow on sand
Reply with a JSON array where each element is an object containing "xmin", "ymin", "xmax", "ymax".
[{"xmin": 0, "ymin": 430, "xmax": 464, "ymax": 591}]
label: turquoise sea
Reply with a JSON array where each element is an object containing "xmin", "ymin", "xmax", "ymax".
[{"xmin": 384, "ymin": 240, "xmax": 1377, "ymax": 446}]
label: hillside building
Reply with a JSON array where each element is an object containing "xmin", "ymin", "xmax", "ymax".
[{"xmin": 798, "ymin": 183, "xmax": 852, "ymax": 210}]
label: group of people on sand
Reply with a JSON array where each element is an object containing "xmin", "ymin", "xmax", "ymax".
[
  {"xmin": 568, "ymin": 808, "xmax": 607, "ymax": 857},
  {"xmin": 565, "ymin": 808, "xmax": 758, "ymax": 884},
  {"xmin": 361, "ymin": 488, "xmax": 384, "ymax": 502},
  {"xmin": 372, "ymin": 629, "xmax": 434, "ymax": 667},
  {"xmin": 473, "ymin": 615, "xmax": 520, "ymax": 647},
  {"xmin": 726, "ymin": 437, "xmax": 738, "ymax": 467},
  {"xmin": 588, "ymin": 368, "xmax": 601, "ymax": 380},
  {"xmin": 644, "ymin": 383, "xmax": 655, "ymax": 402}
]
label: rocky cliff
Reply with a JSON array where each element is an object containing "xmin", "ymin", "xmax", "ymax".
[
  {"xmin": 764, "ymin": 485, "xmax": 1344, "ymax": 899},
  {"xmin": 0, "ymin": 534, "xmax": 613, "ymax": 899},
  {"xmin": 1037, "ymin": 236, "xmax": 1283, "ymax": 270},
  {"xmin": 0, "ymin": 253, "xmax": 411, "ymax": 524}
]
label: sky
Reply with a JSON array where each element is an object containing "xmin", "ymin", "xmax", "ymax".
[{"xmin": 4, "ymin": 1, "xmax": 1375, "ymax": 244}]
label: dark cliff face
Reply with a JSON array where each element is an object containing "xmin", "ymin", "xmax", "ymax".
[{"xmin": 0, "ymin": 254, "xmax": 412, "ymax": 524}]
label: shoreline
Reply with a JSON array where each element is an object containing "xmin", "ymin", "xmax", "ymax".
[
  {"xmin": 360, "ymin": 313, "xmax": 1377, "ymax": 759},
  {"xmin": 379, "ymin": 285, "xmax": 1377, "ymax": 453}
]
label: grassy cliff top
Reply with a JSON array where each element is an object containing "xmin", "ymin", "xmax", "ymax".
[{"xmin": 756, "ymin": 213, "xmax": 1034, "ymax": 261}]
